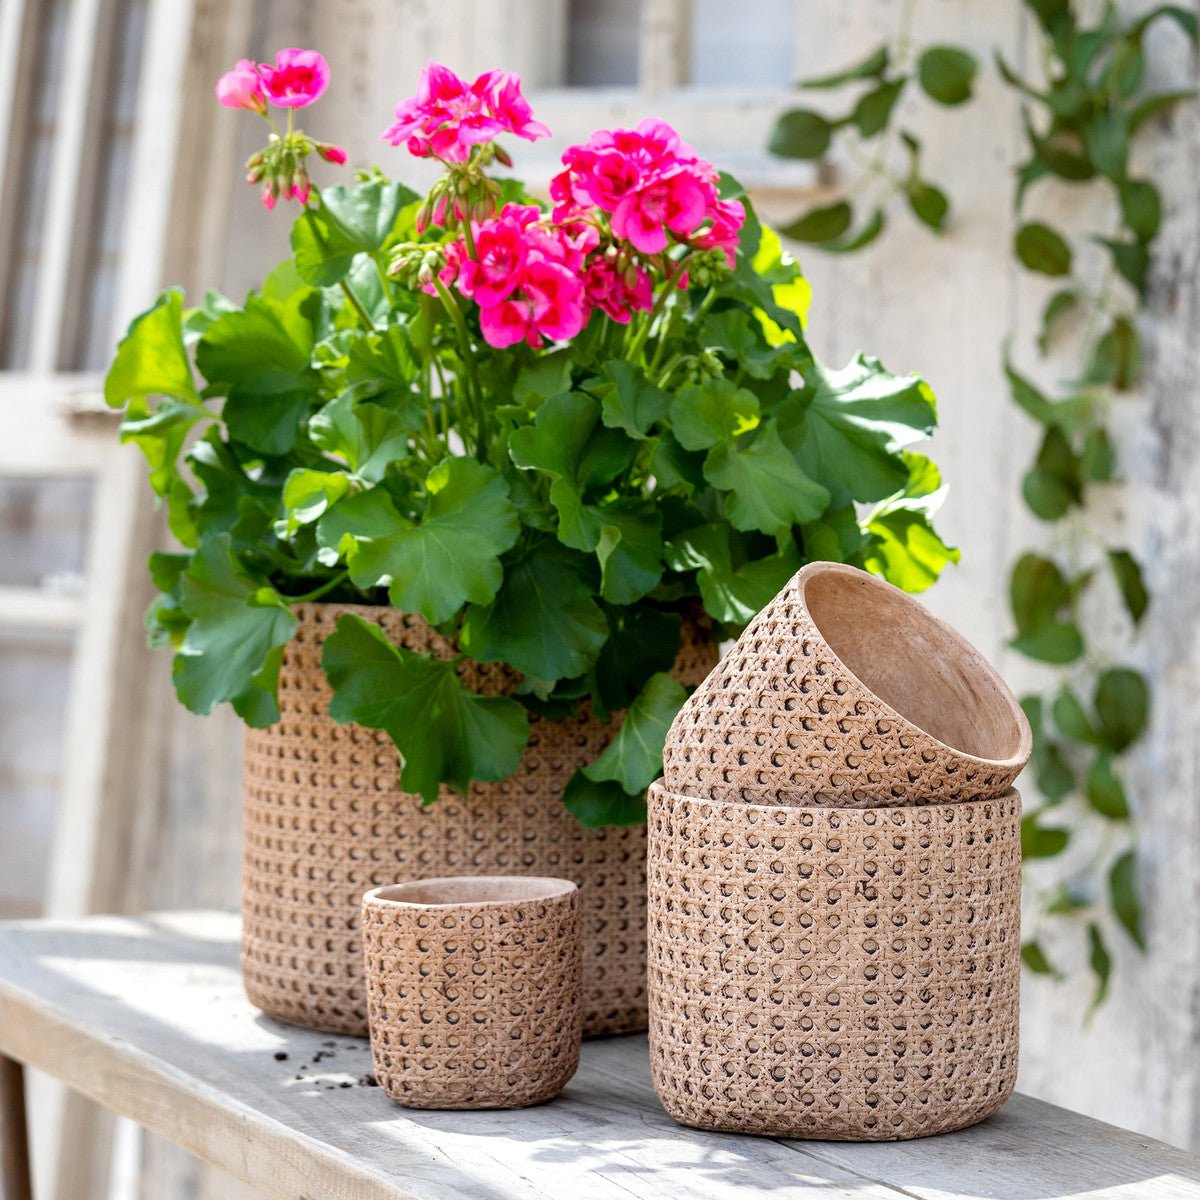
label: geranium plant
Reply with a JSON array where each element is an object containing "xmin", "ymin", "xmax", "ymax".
[{"xmin": 105, "ymin": 53, "xmax": 958, "ymax": 824}]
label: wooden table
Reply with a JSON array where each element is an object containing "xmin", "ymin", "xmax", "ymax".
[{"xmin": 1, "ymin": 913, "xmax": 1199, "ymax": 1200}]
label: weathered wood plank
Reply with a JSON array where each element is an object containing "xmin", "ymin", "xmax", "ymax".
[{"xmin": 0, "ymin": 912, "xmax": 1197, "ymax": 1200}]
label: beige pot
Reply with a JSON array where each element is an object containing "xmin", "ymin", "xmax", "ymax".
[
  {"xmin": 362, "ymin": 876, "xmax": 582, "ymax": 1109},
  {"xmin": 663, "ymin": 562, "xmax": 1031, "ymax": 807},
  {"xmin": 241, "ymin": 602, "xmax": 717, "ymax": 1038},
  {"xmin": 646, "ymin": 781, "xmax": 1022, "ymax": 1140}
]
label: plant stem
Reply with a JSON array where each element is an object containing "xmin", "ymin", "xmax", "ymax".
[
  {"xmin": 339, "ymin": 280, "xmax": 377, "ymax": 331},
  {"xmin": 431, "ymin": 277, "xmax": 487, "ymax": 459},
  {"xmin": 287, "ymin": 570, "xmax": 350, "ymax": 605},
  {"xmin": 626, "ymin": 257, "xmax": 690, "ymax": 365}
]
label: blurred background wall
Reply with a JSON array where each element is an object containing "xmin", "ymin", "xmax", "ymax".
[{"xmin": 1, "ymin": 1, "xmax": 1198, "ymax": 1196}]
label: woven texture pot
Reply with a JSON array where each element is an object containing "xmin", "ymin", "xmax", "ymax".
[
  {"xmin": 362, "ymin": 876, "xmax": 582, "ymax": 1109},
  {"xmin": 646, "ymin": 782, "xmax": 1022, "ymax": 1141},
  {"xmin": 663, "ymin": 562, "xmax": 1031, "ymax": 807},
  {"xmin": 242, "ymin": 602, "xmax": 716, "ymax": 1038}
]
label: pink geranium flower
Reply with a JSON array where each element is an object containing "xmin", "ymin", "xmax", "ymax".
[
  {"xmin": 382, "ymin": 63, "xmax": 549, "ymax": 163},
  {"xmin": 449, "ymin": 203, "xmax": 588, "ymax": 348},
  {"xmin": 583, "ymin": 258, "xmax": 653, "ymax": 324},
  {"xmin": 260, "ymin": 48, "xmax": 330, "ymax": 108},
  {"xmin": 215, "ymin": 59, "xmax": 266, "ymax": 113},
  {"xmin": 552, "ymin": 117, "xmax": 743, "ymax": 259}
]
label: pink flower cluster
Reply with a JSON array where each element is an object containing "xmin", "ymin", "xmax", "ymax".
[
  {"xmin": 438, "ymin": 204, "xmax": 653, "ymax": 348},
  {"xmin": 216, "ymin": 49, "xmax": 344, "ymax": 211},
  {"xmin": 215, "ymin": 48, "xmax": 331, "ymax": 112},
  {"xmin": 551, "ymin": 118, "xmax": 744, "ymax": 259},
  {"xmin": 382, "ymin": 63, "xmax": 549, "ymax": 163}
]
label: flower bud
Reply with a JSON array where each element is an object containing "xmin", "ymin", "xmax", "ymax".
[{"xmin": 317, "ymin": 143, "xmax": 347, "ymax": 165}]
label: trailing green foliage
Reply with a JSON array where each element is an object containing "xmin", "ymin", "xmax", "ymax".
[
  {"xmin": 769, "ymin": 8, "xmax": 979, "ymax": 244},
  {"xmin": 107, "ymin": 174, "xmax": 954, "ymax": 826},
  {"xmin": 768, "ymin": 1, "xmax": 1194, "ymax": 1003}
]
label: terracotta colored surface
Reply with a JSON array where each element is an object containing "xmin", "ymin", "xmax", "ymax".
[
  {"xmin": 663, "ymin": 563, "xmax": 1031, "ymax": 807},
  {"xmin": 646, "ymin": 782, "xmax": 1022, "ymax": 1140},
  {"xmin": 362, "ymin": 876, "xmax": 582, "ymax": 1109}
]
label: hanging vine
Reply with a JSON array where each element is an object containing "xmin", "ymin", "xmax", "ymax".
[{"xmin": 768, "ymin": 0, "xmax": 1197, "ymax": 1005}]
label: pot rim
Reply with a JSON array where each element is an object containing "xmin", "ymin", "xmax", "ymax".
[
  {"xmin": 363, "ymin": 875, "xmax": 578, "ymax": 911},
  {"xmin": 794, "ymin": 562, "xmax": 1033, "ymax": 773},
  {"xmin": 646, "ymin": 778, "xmax": 1022, "ymax": 817}
]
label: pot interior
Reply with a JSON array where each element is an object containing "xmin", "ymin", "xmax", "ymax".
[
  {"xmin": 803, "ymin": 568, "xmax": 1026, "ymax": 764},
  {"xmin": 367, "ymin": 875, "xmax": 576, "ymax": 909}
]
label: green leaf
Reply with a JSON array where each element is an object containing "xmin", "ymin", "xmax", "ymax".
[
  {"xmin": 197, "ymin": 293, "xmax": 319, "ymax": 455},
  {"xmin": 107, "ymin": 292, "xmax": 207, "ymax": 539},
  {"xmin": 513, "ymin": 353, "xmax": 573, "ymax": 406},
  {"xmin": 853, "ymin": 78, "xmax": 906, "ymax": 138},
  {"xmin": 106, "ymin": 289, "xmax": 199, "ymax": 410},
  {"xmin": 280, "ymin": 468, "xmax": 352, "ymax": 536},
  {"xmin": 1087, "ymin": 922, "xmax": 1112, "ymax": 1011},
  {"xmin": 1094, "ymin": 667, "xmax": 1150, "ymax": 752},
  {"xmin": 1036, "ymin": 740, "xmax": 1076, "ymax": 802},
  {"xmin": 309, "ymin": 389, "xmax": 416, "ymax": 483},
  {"xmin": 917, "ymin": 46, "xmax": 977, "ymax": 105},
  {"xmin": 1011, "ymin": 623, "xmax": 1085, "ymax": 663},
  {"xmin": 907, "ymin": 181, "xmax": 949, "ymax": 231},
  {"xmin": 460, "ymin": 538, "xmax": 608, "ymax": 684},
  {"xmin": 593, "ymin": 607, "xmax": 683, "ymax": 714},
  {"xmin": 1011, "ymin": 552, "xmax": 1070, "ymax": 633},
  {"xmin": 317, "ymin": 458, "xmax": 519, "ymax": 623},
  {"xmin": 1088, "ymin": 318, "xmax": 1141, "ymax": 390},
  {"xmin": 173, "ymin": 535, "xmax": 297, "ymax": 727},
  {"xmin": 699, "ymin": 310, "xmax": 798, "ymax": 379},
  {"xmin": 582, "ymin": 672, "xmax": 687, "ymax": 795},
  {"xmin": 861, "ymin": 453, "xmax": 959, "ymax": 593},
  {"xmin": 1038, "ymin": 290, "xmax": 1081, "ymax": 354},
  {"xmin": 1007, "ymin": 551, "xmax": 1087, "ymax": 663},
  {"xmin": 562, "ymin": 773, "xmax": 646, "ymax": 827},
  {"xmin": 826, "ymin": 208, "xmax": 887, "ymax": 253},
  {"xmin": 594, "ymin": 501, "xmax": 665, "ymax": 604},
  {"xmin": 1016, "ymin": 222, "xmax": 1073, "ymax": 276},
  {"xmin": 197, "ymin": 293, "xmax": 315, "ymax": 390},
  {"xmin": 1082, "ymin": 427, "xmax": 1115, "ymax": 481},
  {"xmin": 1022, "ymin": 426, "xmax": 1083, "ymax": 520},
  {"xmin": 1106, "ymin": 39, "xmax": 1144, "ymax": 98},
  {"xmin": 798, "ymin": 45, "xmax": 889, "ymax": 89},
  {"xmin": 666, "ymin": 524, "xmax": 802, "ymax": 627},
  {"xmin": 1022, "ymin": 942, "xmax": 1058, "ymax": 975},
  {"xmin": 1052, "ymin": 687, "xmax": 1098, "ymax": 744},
  {"xmin": 509, "ymin": 392, "xmax": 636, "ymax": 545},
  {"xmin": 778, "ymin": 352, "xmax": 937, "ymax": 507},
  {"xmin": 597, "ymin": 361, "xmax": 670, "ymax": 439},
  {"xmin": 290, "ymin": 180, "xmax": 419, "ymax": 286},
  {"xmin": 1132, "ymin": 4, "xmax": 1198, "ymax": 45},
  {"xmin": 669, "ymin": 379, "xmax": 760, "ymax": 451},
  {"xmin": 1121, "ymin": 179, "xmax": 1162, "ymax": 243},
  {"xmin": 767, "ymin": 109, "xmax": 834, "ymax": 159},
  {"xmin": 1022, "ymin": 814, "xmax": 1070, "ymax": 858},
  {"xmin": 780, "ymin": 201, "xmax": 853, "ymax": 244},
  {"xmin": 323, "ymin": 613, "xmax": 528, "ymax": 804},
  {"xmin": 1109, "ymin": 851, "xmax": 1146, "ymax": 950},
  {"xmin": 1129, "ymin": 89, "xmax": 1197, "ymax": 134},
  {"xmin": 704, "ymin": 422, "xmax": 830, "ymax": 536},
  {"xmin": 1086, "ymin": 751, "xmax": 1129, "ymax": 819},
  {"xmin": 1083, "ymin": 109, "xmax": 1128, "ymax": 181},
  {"xmin": 1095, "ymin": 237, "xmax": 1149, "ymax": 295},
  {"xmin": 1108, "ymin": 549, "xmax": 1149, "ymax": 624}
]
